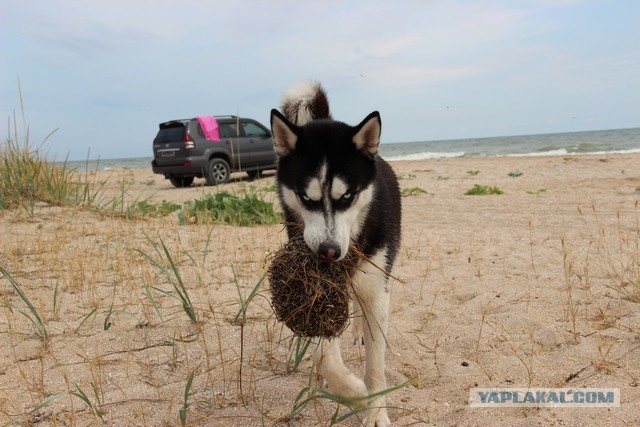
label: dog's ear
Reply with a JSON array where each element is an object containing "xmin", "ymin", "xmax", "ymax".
[
  {"xmin": 271, "ymin": 109, "xmax": 299, "ymax": 157},
  {"xmin": 352, "ymin": 111, "xmax": 381, "ymax": 156}
]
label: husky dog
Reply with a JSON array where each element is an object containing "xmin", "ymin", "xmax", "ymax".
[{"xmin": 270, "ymin": 81, "xmax": 401, "ymax": 426}]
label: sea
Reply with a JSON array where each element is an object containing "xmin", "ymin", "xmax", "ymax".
[{"xmin": 63, "ymin": 127, "xmax": 640, "ymax": 171}]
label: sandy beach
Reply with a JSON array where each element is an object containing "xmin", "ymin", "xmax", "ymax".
[{"xmin": 1, "ymin": 153, "xmax": 639, "ymax": 426}]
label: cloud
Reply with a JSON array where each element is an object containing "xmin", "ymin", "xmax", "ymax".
[
  {"xmin": 2, "ymin": 0, "xmax": 639, "ymax": 159},
  {"xmin": 357, "ymin": 33, "xmax": 423, "ymax": 59},
  {"xmin": 359, "ymin": 63, "xmax": 483, "ymax": 89}
]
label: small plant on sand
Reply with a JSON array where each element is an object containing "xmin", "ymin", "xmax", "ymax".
[
  {"xmin": 129, "ymin": 199, "xmax": 182, "ymax": 217},
  {"xmin": 69, "ymin": 381, "xmax": 105, "ymax": 422},
  {"xmin": 262, "ymin": 183, "xmax": 278, "ymax": 192},
  {"xmin": 137, "ymin": 235, "xmax": 198, "ymax": 323},
  {"xmin": 594, "ymin": 335, "xmax": 617, "ymax": 374},
  {"xmin": 178, "ymin": 189, "xmax": 281, "ymax": 226},
  {"xmin": 397, "ymin": 173, "xmax": 416, "ymax": 180},
  {"xmin": 527, "ymin": 188, "xmax": 547, "ymax": 196},
  {"xmin": 287, "ymin": 336, "xmax": 312, "ymax": 372},
  {"xmin": 560, "ymin": 234, "xmax": 580, "ymax": 343},
  {"xmin": 142, "ymin": 275, "xmax": 165, "ymax": 323},
  {"xmin": 1, "ymin": 266, "xmax": 48, "ymax": 339},
  {"xmin": 232, "ymin": 270, "xmax": 266, "ymax": 326},
  {"xmin": 90, "ymin": 175, "xmax": 146, "ymax": 218},
  {"xmin": 233, "ymin": 270, "xmax": 267, "ymax": 402},
  {"xmin": 589, "ymin": 203, "xmax": 640, "ymax": 303},
  {"xmin": 467, "ymin": 170, "xmax": 480, "ymax": 176},
  {"xmin": 401, "ymin": 187, "xmax": 428, "ymax": 197},
  {"xmin": 508, "ymin": 170, "xmax": 523, "ymax": 177},
  {"xmin": 179, "ymin": 370, "xmax": 196, "ymax": 426},
  {"xmin": 465, "ymin": 184, "xmax": 504, "ymax": 195}
]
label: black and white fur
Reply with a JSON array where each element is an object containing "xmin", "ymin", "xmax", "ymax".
[{"xmin": 271, "ymin": 81, "xmax": 401, "ymax": 426}]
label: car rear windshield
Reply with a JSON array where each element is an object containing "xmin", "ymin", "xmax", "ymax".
[{"xmin": 155, "ymin": 123, "xmax": 186, "ymax": 143}]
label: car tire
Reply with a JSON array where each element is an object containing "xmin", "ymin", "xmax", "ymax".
[
  {"xmin": 169, "ymin": 175, "xmax": 194, "ymax": 188},
  {"xmin": 205, "ymin": 158, "xmax": 231, "ymax": 185},
  {"xmin": 246, "ymin": 170, "xmax": 262, "ymax": 181}
]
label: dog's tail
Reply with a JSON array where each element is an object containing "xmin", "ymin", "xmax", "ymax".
[{"xmin": 281, "ymin": 81, "xmax": 331, "ymax": 126}]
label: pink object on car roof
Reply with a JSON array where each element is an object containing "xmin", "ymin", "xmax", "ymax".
[{"xmin": 196, "ymin": 116, "xmax": 221, "ymax": 141}]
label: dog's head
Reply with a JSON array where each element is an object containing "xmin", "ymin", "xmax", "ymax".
[{"xmin": 270, "ymin": 109, "xmax": 381, "ymax": 261}]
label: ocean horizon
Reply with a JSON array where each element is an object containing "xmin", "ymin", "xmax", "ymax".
[{"xmin": 60, "ymin": 127, "xmax": 640, "ymax": 171}]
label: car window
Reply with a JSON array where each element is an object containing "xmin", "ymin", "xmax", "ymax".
[
  {"xmin": 193, "ymin": 122, "xmax": 205, "ymax": 138},
  {"xmin": 220, "ymin": 123, "xmax": 240, "ymax": 138},
  {"xmin": 155, "ymin": 125, "xmax": 185, "ymax": 143},
  {"xmin": 242, "ymin": 122, "xmax": 269, "ymax": 138}
]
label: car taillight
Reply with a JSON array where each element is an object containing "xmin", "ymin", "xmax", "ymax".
[{"xmin": 184, "ymin": 134, "xmax": 195, "ymax": 149}]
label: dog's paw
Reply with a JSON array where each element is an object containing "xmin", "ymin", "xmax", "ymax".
[
  {"xmin": 333, "ymin": 375, "xmax": 369, "ymax": 403},
  {"xmin": 363, "ymin": 407, "xmax": 391, "ymax": 427},
  {"xmin": 316, "ymin": 376, "xmax": 328, "ymax": 389}
]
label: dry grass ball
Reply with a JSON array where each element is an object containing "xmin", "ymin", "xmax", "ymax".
[{"xmin": 268, "ymin": 237, "xmax": 355, "ymax": 338}]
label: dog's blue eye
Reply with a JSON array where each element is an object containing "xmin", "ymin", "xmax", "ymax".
[
  {"xmin": 341, "ymin": 192, "xmax": 352, "ymax": 200},
  {"xmin": 299, "ymin": 193, "xmax": 310, "ymax": 201}
]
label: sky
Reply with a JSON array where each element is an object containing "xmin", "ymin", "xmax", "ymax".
[{"xmin": 1, "ymin": 0, "xmax": 639, "ymax": 161}]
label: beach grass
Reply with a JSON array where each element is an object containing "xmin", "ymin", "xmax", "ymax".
[
  {"xmin": 178, "ymin": 189, "xmax": 282, "ymax": 226},
  {"xmin": 464, "ymin": 184, "xmax": 504, "ymax": 195},
  {"xmin": 0, "ymin": 266, "xmax": 48, "ymax": 339},
  {"xmin": 1, "ymin": 123, "xmax": 87, "ymax": 213},
  {"xmin": 401, "ymin": 187, "xmax": 428, "ymax": 197},
  {"xmin": 0, "ymin": 110, "xmax": 177, "ymax": 219}
]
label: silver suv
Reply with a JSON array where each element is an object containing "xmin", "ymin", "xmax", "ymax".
[{"xmin": 151, "ymin": 116, "xmax": 277, "ymax": 187}]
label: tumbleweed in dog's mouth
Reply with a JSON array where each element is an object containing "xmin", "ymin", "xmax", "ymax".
[{"xmin": 268, "ymin": 235, "xmax": 357, "ymax": 338}]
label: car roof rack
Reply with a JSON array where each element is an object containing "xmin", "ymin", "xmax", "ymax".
[
  {"xmin": 213, "ymin": 115, "xmax": 239, "ymax": 119},
  {"xmin": 159, "ymin": 116, "xmax": 240, "ymax": 126}
]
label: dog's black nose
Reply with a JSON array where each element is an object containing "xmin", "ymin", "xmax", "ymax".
[{"xmin": 318, "ymin": 242, "xmax": 341, "ymax": 261}]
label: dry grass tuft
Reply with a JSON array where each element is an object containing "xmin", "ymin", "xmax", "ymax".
[{"xmin": 268, "ymin": 236, "xmax": 356, "ymax": 338}]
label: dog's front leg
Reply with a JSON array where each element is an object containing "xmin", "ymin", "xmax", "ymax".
[
  {"xmin": 358, "ymin": 277, "xmax": 391, "ymax": 427},
  {"xmin": 352, "ymin": 298, "xmax": 364, "ymax": 345},
  {"xmin": 316, "ymin": 253, "xmax": 394, "ymax": 426},
  {"xmin": 313, "ymin": 337, "xmax": 369, "ymax": 400}
]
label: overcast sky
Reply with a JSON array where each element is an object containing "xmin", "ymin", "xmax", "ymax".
[{"xmin": 1, "ymin": 0, "xmax": 639, "ymax": 160}]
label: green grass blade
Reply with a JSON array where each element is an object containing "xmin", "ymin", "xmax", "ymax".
[
  {"xmin": 233, "ymin": 270, "xmax": 267, "ymax": 325},
  {"xmin": 180, "ymin": 370, "xmax": 196, "ymax": 426},
  {"xmin": 75, "ymin": 308, "xmax": 97, "ymax": 333},
  {"xmin": 158, "ymin": 237, "xmax": 197, "ymax": 322},
  {"xmin": 0, "ymin": 267, "xmax": 47, "ymax": 337},
  {"xmin": 70, "ymin": 382, "xmax": 104, "ymax": 421},
  {"xmin": 142, "ymin": 278, "xmax": 164, "ymax": 323}
]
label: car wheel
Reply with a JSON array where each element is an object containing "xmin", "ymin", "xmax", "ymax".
[
  {"xmin": 246, "ymin": 170, "xmax": 262, "ymax": 181},
  {"xmin": 205, "ymin": 158, "xmax": 231, "ymax": 185},
  {"xmin": 169, "ymin": 175, "xmax": 194, "ymax": 188}
]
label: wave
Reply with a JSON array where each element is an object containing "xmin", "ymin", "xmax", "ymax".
[
  {"xmin": 506, "ymin": 147, "xmax": 640, "ymax": 158},
  {"xmin": 385, "ymin": 151, "xmax": 466, "ymax": 161},
  {"xmin": 506, "ymin": 149, "xmax": 569, "ymax": 157},
  {"xmin": 383, "ymin": 128, "xmax": 640, "ymax": 161},
  {"xmin": 387, "ymin": 147, "xmax": 640, "ymax": 161}
]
